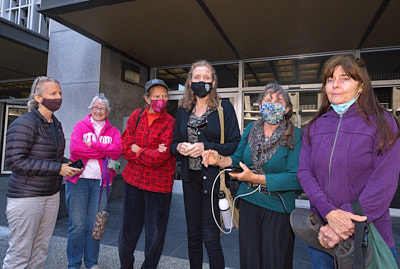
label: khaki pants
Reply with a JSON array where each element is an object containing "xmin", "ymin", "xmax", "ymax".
[{"xmin": 2, "ymin": 192, "xmax": 60, "ymax": 269}]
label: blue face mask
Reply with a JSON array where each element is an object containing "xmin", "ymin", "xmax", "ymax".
[
  {"xmin": 260, "ymin": 103, "xmax": 286, "ymax": 125},
  {"xmin": 330, "ymin": 91, "xmax": 360, "ymax": 115}
]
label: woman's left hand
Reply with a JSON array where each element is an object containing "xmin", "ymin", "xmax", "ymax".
[
  {"xmin": 326, "ymin": 209, "xmax": 367, "ymax": 240},
  {"xmin": 130, "ymin": 143, "xmax": 140, "ymax": 154},
  {"xmin": 187, "ymin": 142, "xmax": 204, "ymax": 158},
  {"xmin": 228, "ymin": 162, "xmax": 264, "ymax": 184}
]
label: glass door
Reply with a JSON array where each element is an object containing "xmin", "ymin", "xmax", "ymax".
[
  {"xmin": 166, "ymin": 91, "xmax": 239, "ymax": 191},
  {"xmin": 1, "ymin": 104, "xmax": 28, "ymax": 174}
]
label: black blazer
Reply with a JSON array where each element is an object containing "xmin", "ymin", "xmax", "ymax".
[
  {"xmin": 171, "ymin": 99, "xmax": 241, "ymax": 194},
  {"xmin": 5, "ymin": 108, "xmax": 66, "ymax": 198}
]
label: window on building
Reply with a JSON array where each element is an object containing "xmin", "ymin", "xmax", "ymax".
[
  {"xmin": 0, "ymin": 79, "xmax": 33, "ymax": 99},
  {"xmin": 156, "ymin": 62, "xmax": 239, "ymax": 91},
  {"xmin": 361, "ymin": 49, "xmax": 400, "ymax": 81},
  {"xmin": 373, "ymin": 87, "xmax": 392, "ymax": 110},
  {"xmin": 244, "ymin": 55, "xmax": 335, "ymax": 87},
  {"xmin": 1, "ymin": 0, "xmax": 49, "ymax": 36},
  {"xmin": 1, "ymin": 105, "xmax": 28, "ymax": 174}
]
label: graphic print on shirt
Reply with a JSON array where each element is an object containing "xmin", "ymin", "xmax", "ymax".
[{"xmin": 83, "ymin": 132, "xmax": 113, "ymax": 144}]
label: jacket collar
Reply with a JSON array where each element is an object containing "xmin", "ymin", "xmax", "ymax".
[
  {"xmin": 31, "ymin": 107, "xmax": 59, "ymax": 124},
  {"xmin": 83, "ymin": 114, "xmax": 110, "ymax": 131}
]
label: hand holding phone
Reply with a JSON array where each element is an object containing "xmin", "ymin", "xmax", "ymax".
[
  {"xmin": 224, "ymin": 165, "xmax": 244, "ymax": 173},
  {"xmin": 68, "ymin": 159, "xmax": 84, "ymax": 169}
]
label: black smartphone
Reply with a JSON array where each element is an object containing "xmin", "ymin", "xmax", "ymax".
[
  {"xmin": 69, "ymin": 159, "xmax": 84, "ymax": 169},
  {"xmin": 224, "ymin": 165, "xmax": 244, "ymax": 173}
]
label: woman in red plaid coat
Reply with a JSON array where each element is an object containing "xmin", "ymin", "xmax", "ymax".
[{"xmin": 118, "ymin": 79, "xmax": 176, "ymax": 269}]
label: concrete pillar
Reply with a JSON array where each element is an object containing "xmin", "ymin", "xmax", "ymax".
[
  {"xmin": 47, "ymin": 21, "xmax": 148, "ymax": 156},
  {"xmin": 47, "ymin": 21, "xmax": 102, "ymax": 157}
]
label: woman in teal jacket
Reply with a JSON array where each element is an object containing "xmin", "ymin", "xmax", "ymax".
[{"xmin": 203, "ymin": 82, "xmax": 302, "ymax": 269}]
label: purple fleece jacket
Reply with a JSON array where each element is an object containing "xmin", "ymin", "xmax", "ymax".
[{"xmin": 298, "ymin": 104, "xmax": 400, "ymax": 248}]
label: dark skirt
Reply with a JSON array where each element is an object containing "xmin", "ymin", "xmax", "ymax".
[{"xmin": 239, "ymin": 199, "xmax": 294, "ymax": 269}]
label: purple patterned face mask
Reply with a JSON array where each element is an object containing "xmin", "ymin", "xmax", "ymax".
[
  {"xmin": 150, "ymin": 99, "xmax": 167, "ymax": 113},
  {"xmin": 260, "ymin": 103, "xmax": 286, "ymax": 125}
]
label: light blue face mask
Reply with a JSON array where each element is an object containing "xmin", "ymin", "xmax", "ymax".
[{"xmin": 330, "ymin": 90, "xmax": 361, "ymax": 115}]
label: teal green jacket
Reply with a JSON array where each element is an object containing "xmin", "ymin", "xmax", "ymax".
[{"xmin": 230, "ymin": 122, "xmax": 302, "ymax": 213}]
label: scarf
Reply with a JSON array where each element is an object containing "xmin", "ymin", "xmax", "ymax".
[{"xmin": 248, "ymin": 118, "xmax": 287, "ymax": 175}]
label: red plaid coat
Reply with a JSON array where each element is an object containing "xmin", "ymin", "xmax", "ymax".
[{"xmin": 122, "ymin": 107, "xmax": 176, "ymax": 193}]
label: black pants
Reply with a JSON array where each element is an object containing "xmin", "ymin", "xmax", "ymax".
[
  {"xmin": 182, "ymin": 170, "xmax": 225, "ymax": 269},
  {"xmin": 118, "ymin": 183, "xmax": 172, "ymax": 269},
  {"xmin": 239, "ymin": 199, "xmax": 294, "ymax": 269}
]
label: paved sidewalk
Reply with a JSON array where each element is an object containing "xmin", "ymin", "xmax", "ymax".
[
  {"xmin": 0, "ymin": 233, "xmax": 200, "ymax": 269},
  {"xmin": 1, "ymin": 194, "xmax": 400, "ymax": 268}
]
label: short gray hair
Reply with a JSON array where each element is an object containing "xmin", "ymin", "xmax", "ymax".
[
  {"xmin": 89, "ymin": 93, "xmax": 111, "ymax": 111},
  {"xmin": 27, "ymin": 76, "xmax": 60, "ymax": 110}
]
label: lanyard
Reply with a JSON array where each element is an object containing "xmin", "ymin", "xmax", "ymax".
[{"xmin": 99, "ymin": 156, "xmax": 110, "ymax": 211}]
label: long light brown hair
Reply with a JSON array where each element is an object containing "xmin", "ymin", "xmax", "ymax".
[
  {"xmin": 179, "ymin": 60, "xmax": 219, "ymax": 111},
  {"xmin": 307, "ymin": 54, "xmax": 398, "ymax": 153}
]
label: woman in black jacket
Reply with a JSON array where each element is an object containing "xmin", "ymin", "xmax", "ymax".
[
  {"xmin": 171, "ymin": 60, "xmax": 241, "ymax": 269},
  {"xmin": 2, "ymin": 76, "xmax": 81, "ymax": 269}
]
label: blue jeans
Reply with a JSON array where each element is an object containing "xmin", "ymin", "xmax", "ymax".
[
  {"xmin": 308, "ymin": 245, "xmax": 397, "ymax": 268},
  {"xmin": 66, "ymin": 178, "xmax": 111, "ymax": 269},
  {"xmin": 118, "ymin": 182, "xmax": 172, "ymax": 269}
]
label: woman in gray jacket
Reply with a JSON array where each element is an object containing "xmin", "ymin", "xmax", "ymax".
[{"xmin": 2, "ymin": 76, "xmax": 81, "ymax": 269}]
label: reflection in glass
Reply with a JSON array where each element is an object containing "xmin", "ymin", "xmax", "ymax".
[
  {"xmin": 244, "ymin": 55, "xmax": 333, "ymax": 87},
  {"xmin": 361, "ymin": 49, "xmax": 400, "ymax": 81},
  {"xmin": 156, "ymin": 62, "xmax": 239, "ymax": 90}
]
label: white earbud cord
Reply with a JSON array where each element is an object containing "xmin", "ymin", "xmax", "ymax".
[{"xmin": 211, "ymin": 169, "xmax": 261, "ymax": 234}]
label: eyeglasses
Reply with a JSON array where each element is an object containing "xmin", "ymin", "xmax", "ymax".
[
  {"xmin": 187, "ymin": 119, "xmax": 208, "ymax": 130},
  {"xmin": 91, "ymin": 106, "xmax": 108, "ymax": 112}
]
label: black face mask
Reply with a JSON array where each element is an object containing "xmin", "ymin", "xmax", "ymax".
[{"xmin": 191, "ymin": 81, "xmax": 213, "ymax": 98}]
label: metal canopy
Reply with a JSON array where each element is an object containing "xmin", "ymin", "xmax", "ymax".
[
  {"xmin": 0, "ymin": 17, "xmax": 48, "ymax": 81},
  {"xmin": 39, "ymin": 0, "xmax": 400, "ymax": 68}
]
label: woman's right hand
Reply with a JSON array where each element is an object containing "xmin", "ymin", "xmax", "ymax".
[
  {"xmin": 202, "ymin": 149, "xmax": 219, "ymax": 167},
  {"xmin": 318, "ymin": 224, "xmax": 340, "ymax": 249},
  {"xmin": 59, "ymin": 163, "xmax": 82, "ymax": 178},
  {"xmin": 325, "ymin": 209, "xmax": 367, "ymax": 240},
  {"xmin": 177, "ymin": 142, "xmax": 192, "ymax": 156}
]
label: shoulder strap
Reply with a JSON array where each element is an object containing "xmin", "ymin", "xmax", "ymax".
[
  {"xmin": 350, "ymin": 200, "xmax": 368, "ymax": 269},
  {"xmin": 136, "ymin": 108, "xmax": 145, "ymax": 128},
  {"xmin": 218, "ymin": 100, "xmax": 224, "ymax": 144}
]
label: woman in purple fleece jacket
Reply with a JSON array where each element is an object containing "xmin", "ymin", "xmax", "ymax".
[{"xmin": 297, "ymin": 55, "xmax": 400, "ymax": 268}]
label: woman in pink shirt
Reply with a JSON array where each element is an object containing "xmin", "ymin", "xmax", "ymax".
[{"xmin": 65, "ymin": 93, "xmax": 121, "ymax": 269}]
